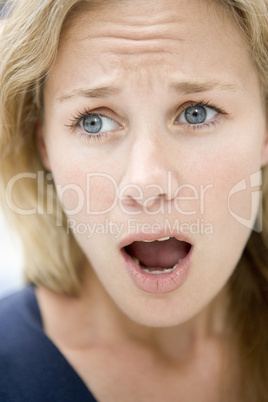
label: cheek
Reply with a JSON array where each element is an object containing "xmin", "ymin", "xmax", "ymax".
[
  {"xmin": 47, "ymin": 148, "xmax": 122, "ymax": 226},
  {"xmin": 194, "ymin": 134, "xmax": 263, "ymax": 247}
]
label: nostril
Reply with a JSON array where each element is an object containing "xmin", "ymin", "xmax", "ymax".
[{"xmin": 119, "ymin": 187, "xmax": 167, "ymax": 210}]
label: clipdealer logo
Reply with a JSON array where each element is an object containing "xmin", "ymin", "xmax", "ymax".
[
  {"xmin": 4, "ymin": 170, "xmax": 263, "ymax": 233},
  {"xmin": 4, "ymin": 171, "xmax": 213, "ymax": 220},
  {"xmin": 66, "ymin": 217, "xmax": 214, "ymax": 239},
  {"xmin": 228, "ymin": 171, "xmax": 262, "ymax": 233}
]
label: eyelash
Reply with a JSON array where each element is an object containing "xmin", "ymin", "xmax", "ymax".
[{"xmin": 66, "ymin": 101, "xmax": 227, "ymax": 142}]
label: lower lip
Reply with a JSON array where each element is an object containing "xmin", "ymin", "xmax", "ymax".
[{"xmin": 121, "ymin": 246, "xmax": 193, "ymax": 294}]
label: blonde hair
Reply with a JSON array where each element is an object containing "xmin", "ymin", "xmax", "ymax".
[
  {"xmin": 0, "ymin": 1, "xmax": 268, "ymax": 397},
  {"xmin": 0, "ymin": 0, "xmax": 90, "ymax": 295}
]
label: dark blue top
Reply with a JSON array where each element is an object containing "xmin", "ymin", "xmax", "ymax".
[{"xmin": 0, "ymin": 286, "xmax": 97, "ymax": 401}]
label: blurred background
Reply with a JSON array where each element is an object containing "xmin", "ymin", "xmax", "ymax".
[
  {"xmin": 0, "ymin": 208, "xmax": 24, "ymax": 297},
  {"xmin": 0, "ymin": 0, "xmax": 9, "ymax": 18}
]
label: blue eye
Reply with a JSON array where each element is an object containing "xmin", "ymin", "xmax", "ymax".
[
  {"xmin": 178, "ymin": 105, "xmax": 218, "ymax": 125},
  {"xmin": 81, "ymin": 114, "xmax": 120, "ymax": 134}
]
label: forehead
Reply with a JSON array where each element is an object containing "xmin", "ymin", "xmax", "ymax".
[
  {"xmin": 46, "ymin": 0, "xmax": 255, "ymax": 100},
  {"xmin": 59, "ymin": 0, "xmax": 244, "ymax": 51},
  {"xmin": 61, "ymin": 0, "xmax": 233, "ymax": 38}
]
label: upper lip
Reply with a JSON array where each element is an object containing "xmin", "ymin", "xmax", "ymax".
[{"xmin": 119, "ymin": 230, "xmax": 194, "ymax": 249}]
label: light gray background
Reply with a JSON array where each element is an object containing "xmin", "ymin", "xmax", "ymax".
[{"xmin": 0, "ymin": 208, "xmax": 24, "ymax": 297}]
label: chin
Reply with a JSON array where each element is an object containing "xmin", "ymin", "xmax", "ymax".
[{"xmin": 113, "ymin": 287, "xmax": 205, "ymax": 329}]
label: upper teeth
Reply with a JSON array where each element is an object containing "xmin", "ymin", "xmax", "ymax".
[{"xmin": 143, "ymin": 236, "xmax": 171, "ymax": 243}]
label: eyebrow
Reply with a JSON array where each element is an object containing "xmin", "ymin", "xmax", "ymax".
[
  {"xmin": 169, "ymin": 80, "xmax": 239, "ymax": 94},
  {"xmin": 56, "ymin": 80, "xmax": 239, "ymax": 103},
  {"xmin": 56, "ymin": 86, "xmax": 121, "ymax": 103}
]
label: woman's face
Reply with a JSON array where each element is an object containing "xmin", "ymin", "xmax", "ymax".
[{"xmin": 41, "ymin": 0, "xmax": 268, "ymax": 326}]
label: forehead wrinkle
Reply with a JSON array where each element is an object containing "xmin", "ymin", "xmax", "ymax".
[
  {"xmin": 69, "ymin": 36, "xmax": 185, "ymax": 59},
  {"xmin": 78, "ymin": 23, "xmax": 186, "ymax": 42},
  {"xmin": 62, "ymin": 7, "xmax": 187, "ymax": 51}
]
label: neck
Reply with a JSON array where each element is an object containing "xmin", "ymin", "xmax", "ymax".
[{"xmin": 36, "ymin": 266, "xmax": 229, "ymax": 364}]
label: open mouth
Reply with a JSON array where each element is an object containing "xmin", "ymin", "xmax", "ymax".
[{"xmin": 124, "ymin": 236, "xmax": 192, "ymax": 275}]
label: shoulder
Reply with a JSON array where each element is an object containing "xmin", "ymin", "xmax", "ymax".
[
  {"xmin": 0, "ymin": 286, "xmax": 45, "ymax": 399},
  {"xmin": 0, "ymin": 285, "xmax": 40, "ymax": 346},
  {"xmin": 0, "ymin": 286, "xmax": 41, "ymax": 352},
  {"xmin": 0, "ymin": 285, "xmax": 39, "ymax": 320},
  {"xmin": 0, "ymin": 286, "xmax": 95, "ymax": 401}
]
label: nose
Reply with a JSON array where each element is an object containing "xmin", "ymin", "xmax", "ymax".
[{"xmin": 119, "ymin": 131, "xmax": 180, "ymax": 211}]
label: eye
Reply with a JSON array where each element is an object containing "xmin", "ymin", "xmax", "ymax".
[
  {"xmin": 177, "ymin": 105, "xmax": 218, "ymax": 125},
  {"xmin": 81, "ymin": 114, "xmax": 120, "ymax": 134}
]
